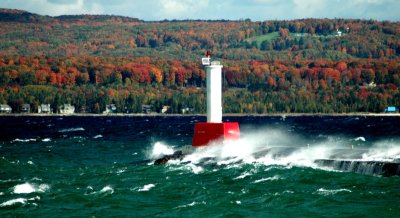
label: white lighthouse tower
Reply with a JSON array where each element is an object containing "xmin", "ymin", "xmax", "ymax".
[
  {"xmin": 206, "ymin": 61, "xmax": 223, "ymax": 123},
  {"xmin": 192, "ymin": 51, "xmax": 240, "ymax": 146}
]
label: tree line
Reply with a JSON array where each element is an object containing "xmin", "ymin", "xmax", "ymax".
[{"xmin": 0, "ymin": 56, "xmax": 398, "ymax": 114}]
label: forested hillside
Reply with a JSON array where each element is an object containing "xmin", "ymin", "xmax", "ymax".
[{"xmin": 0, "ymin": 9, "xmax": 399, "ymax": 114}]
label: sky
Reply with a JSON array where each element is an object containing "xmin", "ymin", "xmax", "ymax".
[{"xmin": 0, "ymin": 0, "xmax": 399, "ymax": 21}]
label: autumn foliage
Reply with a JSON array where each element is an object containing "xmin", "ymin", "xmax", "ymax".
[{"xmin": 0, "ymin": 9, "xmax": 399, "ymax": 113}]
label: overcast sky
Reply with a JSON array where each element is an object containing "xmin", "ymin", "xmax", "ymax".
[{"xmin": 1, "ymin": 0, "xmax": 399, "ymax": 21}]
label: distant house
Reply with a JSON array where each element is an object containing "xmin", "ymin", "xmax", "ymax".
[
  {"xmin": 181, "ymin": 107, "xmax": 194, "ymax": 114},
  {"xmin": 384, "ymin": 106, "xmax": 398, "ymax": 113},
  {"xmin": 38, "ymin": 104, "xmax": 51, "ymax": 114},
  {"xmin": 104, "ymin": 104, "xmax": 117, "ymax": 114},
  {"xmin": 161, "ymin": 105, "xmax": 170, "ymax": 114},
  {"xmin": 142, "ymin": 105, "xmax": 152, "ymax": 114},
  {"xmin": 21, "ymin": 104, "xmax": 30, "ymax": 113},
  {"xmin": 60, "ymin": 104, "xmax": 75, "ymax": 114},
  {"xmin": 0, "ymin": 104, "xmax": 12, "ymax": 113},
  {"xmin": 78, "ymin": 106, "xmax": 88, "ymax": 114},
  {"xmin": 335, "ymin": 29, "xmax": 342, "ymax": 37}
]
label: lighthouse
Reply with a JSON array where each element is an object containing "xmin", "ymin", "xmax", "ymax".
[{"xmin": 192, "ymin": 52, "xmax": 240, "ymax": 146}]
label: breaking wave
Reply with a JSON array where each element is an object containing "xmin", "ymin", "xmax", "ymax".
[
  {"xmin": 58, "ymin": 127, "xmax": 85, "ymax": 133},
  {"xmin": 11, "ymin": 138, "xmax": 36, "ymax": 143},
  {"xmin": 13, "ymin": 183, "xmax": 50, "ymax": 194},
  {"xmin": 147, "ymin": 127, "xmax": 400, "ymax": 175}
]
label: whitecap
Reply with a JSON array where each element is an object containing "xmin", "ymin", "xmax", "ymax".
[
  {"xmin": 138, "ymin": 184, "xmax": 155, "ymax": 192},
  {"xmin": 93, "ymin": 135, "xmax": 103, "ymax": 139},
  {"xmin": 38, "ymin": 184, "xmax": 50, "ymax": 193},
  {"xmin": 14, "ymin": 183, "xmax": 35, "ymax": 194},
  {"xmin": 116, "ymin": 168, "xmax": 126, "ymax": 174},
  {"xmin": 253, "ymin": 175, "xmax": 281, "ymax": 183},
  {"xmin": 13, "ymin": 183, "xmax": 49, "ymax": 194},
  {"xmin": 316, "ymin": 188, "xmax": 352, "ymax": 196},
  {"xmin": 27, "ymin": 161, "xmax": 34, "ymax": 165},
  {"xmin": 99, "ymin": 185, "xmax": 114, "ymax": 194},
  {"xmin": 185, "ymin": 163, "xmax": 203, "ymax": 174},
  {"xmin": 31, "ymin": 177, "xmax": 42, "ymax": 181},
  {"xmin": 12, "ymin": 138, "xmax": 36, "ymax": 143},
  {"xmin": 41, "ymin": 138, "xmax": 51, "ymax": 142},
  {"xmin": 58, "ymin": 127, "xmax": 85, "ymax": 133},
  {"xmin": 355, "ymin": 137, "xmax": 366, "ymax": 142},
  {"xmin": 0, "ymin": 198, "xmax": 27, "ymax": 207},
  {"xmin": 84, "ymin": 186, "xmax": 94, "ymax": 195},
  {"xmin": 234, "ymin": 172, "xmax": 252, "ymax": 180},
  {"xmin": 175, "ymin": 201, "xmax": 206, "ymax": 208},
  {"xmin": 28, "ymin": 196, "xmax": 40, "ymax": 201}
]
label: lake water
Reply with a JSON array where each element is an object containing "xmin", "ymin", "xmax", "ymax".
[{"xmin": 1, "ymin": 115, "xmax": 399, "ymax": 217}]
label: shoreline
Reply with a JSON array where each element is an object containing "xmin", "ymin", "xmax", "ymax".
[{"xmin": 1, "ymin": 112, "xmax": 400, "ymax": 117}]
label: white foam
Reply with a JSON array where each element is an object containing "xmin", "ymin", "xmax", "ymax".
[
  {"xmin": 234, "ymin": 172, "xmax": 252, "ymax": 180},
  {"xmin": 186, "ymin": 163, "xmax": 203, "ymax": 174},
  {"xmin": 156, "ymin": 128, "xmax": 400, "ymax": 175},
  {"xmin": 27, "ymin": 161, "xmax": 34, "ymax": 165},
  {"xmin": 176, "ymin": 201, "xmax": 206, "ymax": 208},
  {"xmin": 253, "ymin": 175, "xmax": 281, "ymax": 183},
  {"xmin": 100, "ymin": 186, "xmax": 114, "ymax": 194},
  {"xmin": 42, "ymin": 138, "xmax": 51, "ymax": 142},
  {"xmin": 316, "ymin": 188, "xmax": 352, "ymax": 196},
  {"xmin": 12, "ymin": 138, "xmax": 36, "ymax": 143},
  {"xmin": 14, "ymin": 183, "xmax": 35, "ymax": 194},
  {"xmin": 116, "ymin": 168, "xmax": 126, "ymax": 174},
  {"xmin": 93, "ymin": 135, "xmax": 103, "ymax": 139},
  {"xmin": 148, "ymin": 142, "xmax": 174, "ymax": 159},
  {"xmin": 58, "ymin": 127, "xmax": 85, "ymax": 133},
  {"xmin": 38, "ymin": 184, "xmax": 50, "ymax": 193},
  {"xmin": 28, "ymin": 196, "xmax": 40, "ymax": 201},
  {"xmin": 0, "ymin": 198, "xmax": 27, "ymax": 207},
  {"xmin": 138, "ymin": 184, "xmax": 155, "ymax": 192},
  {"xmin": 361, "ymin": 143, "xmax": 400, "ymax": 162},
  {"xmin": 355, "ymin": 137, "xmax": 366, "ymax": 142},
  {"xmin": 13, "ymin": 183, "xmax": 49, "ymax": 194}
]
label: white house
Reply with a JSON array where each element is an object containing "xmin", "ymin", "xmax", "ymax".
[
  {"xmin": 103, "ymin": 104, "xmax": 117, "ymax": 114},
  {"xmin": 0, "ymin": 104, "xmax": 12, "ymax": 113},
  {"xmin": 60, "ymin": 104, "xmax": 75, "ymax": 114},
  {"xmin": 38, "ymin": 104, "xmax": 51, "ymax": 113}
]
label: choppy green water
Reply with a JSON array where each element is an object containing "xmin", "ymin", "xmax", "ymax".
[{"xmin": 1, "ymin": 116, "xmax": 399, "ymax": 217}]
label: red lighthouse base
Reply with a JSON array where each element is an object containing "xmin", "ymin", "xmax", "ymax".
[{"xmin": 192, "ymin": 122, "xmax": 240, "ymax": 146}]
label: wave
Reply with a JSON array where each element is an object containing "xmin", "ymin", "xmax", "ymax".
[
  {"xmin": 0, "ymin": 198, "xmax": 27, "ymax": 207},
  {"xmin": 58, "ymin": 127, "xmax": 85, "ymax": 133},
  {"xmin": 175, "ymin": 201, "xmax": 206, "ymax": 208},
  {"xmin": 12, "ymin": 138, "xmax": 36, "ymax": 143},
  {"xmin": 137, "ymin": 184, "xmax": 155, "ymax": 192},
  {"xmin": 147, "ymin": 142, "xmax": 174, "ymax": 159},
  {"xmin": 13, "ymin": 183, "xmax": 50, "ymax": 194},
  {"xmin": 316, "ymin": 188, "xmax": 352, "ymax": 196},
  {"xmin": 99, "ymin": 185, "xmax": 114, "ymax": 194},
  {"xmin": 253, "ymin": 175, "xmax": 281, "ymax": 183},
  {"xmin": 85, "ymin": 185, "xmax": 114, "ymax": 196},
  {"xmin": 147, "ymin": 128, "xmax": 400, "ymax": 175}
]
